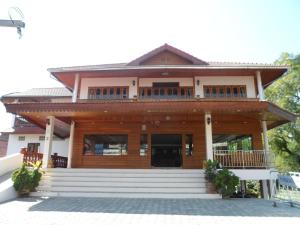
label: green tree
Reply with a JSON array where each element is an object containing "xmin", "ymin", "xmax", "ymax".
[{"xmin": 265, "ymin": 53, "xmax": 300, "ymax": 171}]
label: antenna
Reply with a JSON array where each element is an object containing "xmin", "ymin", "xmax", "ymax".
[{"xmin": 0, "ymin": 7, "xmax": 25, "ymax": 38}]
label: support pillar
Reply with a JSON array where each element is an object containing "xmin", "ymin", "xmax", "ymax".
[
  {"xmin": 42, "ymin": 116, "xmax": 55, "ymax": 168},
  {"xmin": 261, "ymin": 120, "xmax": 270, "ymax": 167},
  {"xmin": 72, "ymin": 73, "xmax": 80, "ymax": 103},
  {"xmin": 67, "ymin": 120, "xmax": 75, "ymax": 168},
  {"xmin": 256, "ymin": 70, "xmax": 264, "ymax": 100},
  {"xmin": 205, "ymin": 113, "xmax": 213, "ymax": 160},
  {"xmin": 262, "ymin": 180, "xmax": 269, "ymax": 199}
]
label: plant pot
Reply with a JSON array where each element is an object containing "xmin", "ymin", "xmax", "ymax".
[{"xmin": 18, "ymin": 189, "xmax": 30, "ymax": 197}]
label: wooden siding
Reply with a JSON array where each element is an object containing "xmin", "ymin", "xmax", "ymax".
[
  {"xmin": 141, "ymin": 51, "xmax": 193, "ymax": 65},
  {"xmin": 71, "ymin": 116, "xmax": 263, "ymax": 169}
]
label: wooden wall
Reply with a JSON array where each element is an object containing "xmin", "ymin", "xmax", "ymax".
[{"xmin": 71, "ymin": 116, "xmax": 263, "ymax": 169}]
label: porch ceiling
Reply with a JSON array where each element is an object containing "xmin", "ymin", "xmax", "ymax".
[{"xmin": 4, "ymin": 100, "xmax": 296, "ymax": 132}]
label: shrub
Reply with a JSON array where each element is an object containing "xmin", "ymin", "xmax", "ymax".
[
  {"xmin": 203, "ymin": 159, "xmax": 219, "ymax": 182},
  {"xmin": 214, "ymin": 168, "xmax": 239, "ymax": 198},
  {"xmin": 12, "ymin": 161, "xmax": 43, "ymax": 195}
]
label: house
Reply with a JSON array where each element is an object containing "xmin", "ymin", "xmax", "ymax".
[
  {"xmin": 1, "ymin": 88, "xmax": 72, "ymax": 157},
  {"xmin": 1, "ymin": 44, "xmax": 296, "ymax": 198}
]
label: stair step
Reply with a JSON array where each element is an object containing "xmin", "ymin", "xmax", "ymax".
[
  {"xmin": 31, "ymin": 191, "xmax": 221, "ymax": 199},
  {"xmin": 37, "ymin": 186, "xmax": 207, "ymax": 193},
  {"xmin": 42, "ymin": 176, "xmax": 205, "ymax": 183},
  {"xmin": 39, "ymin": 181, "xmax": 206, "ymax": 188}
]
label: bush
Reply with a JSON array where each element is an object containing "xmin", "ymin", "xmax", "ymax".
[
  {"xmin": 203, "ymin": 159, "xmax": 219, "ymax": 182},
  {"xmin": 214, "ymin": 168, "xmax": 239, "ymax": 198},
  {"xmin": 12, "ymin": 161, "xmax": 43, "ymax": 195}
]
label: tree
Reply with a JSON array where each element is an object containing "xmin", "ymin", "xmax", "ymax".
[{"xmin": 265, "ymin": 53, "xmax": 300, "ymax": 172}]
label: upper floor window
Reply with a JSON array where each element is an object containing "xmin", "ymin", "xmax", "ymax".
[
  {"xmin": 139, "ymin": 87, "xmax": 193, "ymax": 99},
  {"xmin": 204, "ymin": 85, "xmax": 247, "ymax": 98},
  {"xmin": 88, "ymin": 87, "xmax": 128, "ymax": 99}
]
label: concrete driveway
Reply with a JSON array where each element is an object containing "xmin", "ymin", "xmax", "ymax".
[{"xmin": 0, "ymin": 197, "xmax": 299, "ymax": 225}]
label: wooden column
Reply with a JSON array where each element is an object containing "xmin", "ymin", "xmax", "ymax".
[
  {"xmin": 42, "ymin": 116, "xmax": 55, "ymax": 168},
  {"xmin": 67, "ymin": 120, "xmax": 75, "ymax": 168},
  {"xmin": 205, "ymin": 113, "xmax": 213, "ymax": 160}
]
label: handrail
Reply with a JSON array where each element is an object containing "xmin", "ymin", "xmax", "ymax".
[{"xmin": 213, "ymin": 150, "xmax": 268, "ymax": 168}]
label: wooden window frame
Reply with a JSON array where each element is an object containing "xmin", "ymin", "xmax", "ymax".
[
  {"xmin": 88, "ymin": 86, "xmax": 129, "ymax": 99},
  {"xmin": 203, "ymin": 85, "xmax": 247, "ymax": 98},
  {"xmin": 139, "ymin": 86, "xmax": 194, "ymax": 99}
]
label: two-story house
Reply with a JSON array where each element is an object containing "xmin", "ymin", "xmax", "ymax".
[{"xmin": 1, "ymin": 44, "xmax": 296, "ymax": 198}]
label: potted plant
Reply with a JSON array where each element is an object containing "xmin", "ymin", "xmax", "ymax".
[
  {"xmin": 11, "ymin": 161, "xmax": 43, "ymax": 196},
  {"xmin": 214, "ymin": 168, "xmax": 239, "ymax": 199}
]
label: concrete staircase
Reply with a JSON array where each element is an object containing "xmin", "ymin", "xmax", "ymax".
[{"xmin": 31, "ymin": 169, "xmax": 220, "ymax": 199}]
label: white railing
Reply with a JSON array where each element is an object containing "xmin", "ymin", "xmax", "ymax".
[{"xmin": 213, "ymin": 150, "xmax": 268, "ymax": 168}]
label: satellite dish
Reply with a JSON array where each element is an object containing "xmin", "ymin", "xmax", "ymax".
[{"xmin": 0, "ymin": 7, "xmax": 25, "ymax": 38}]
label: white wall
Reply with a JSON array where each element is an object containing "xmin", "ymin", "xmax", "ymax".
[
  {"xmin": 139, "ymin": 77, "xmax": 193, "ymax": 87},
  {"xmin": 7, "ymin": 134, "xmax": 69, "ymax": 157},
  {"xmin": 195, "ymin": 76, "xmax": 256, "ymax": 98},
  {"xmin": 80, "ymin": 77, "xmax": 138, "ymax": 99}
]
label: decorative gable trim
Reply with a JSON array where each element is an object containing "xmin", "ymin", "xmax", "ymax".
[{"xmin": 127, "ymin": 43, "xmax": 208, "ymax": 66}]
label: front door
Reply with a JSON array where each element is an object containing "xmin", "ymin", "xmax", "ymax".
[{"xmin": 151, "ymin": 134, "xmax": 182, "ymax": 167}]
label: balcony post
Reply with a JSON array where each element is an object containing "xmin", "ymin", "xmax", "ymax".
[
  {"xmin": 205, "ymin": 112, "xmax": 213, "ymax": 160},
  {"xmin": 42, "ymin": 116, "xmax": 55, "ymax": 168},
  {"xmin": 256, "ymin": 70, "xmax": 265, "ymax": 101},
  {"xmin": 261, "ymin": 120, "xmax": 270, "ymax": 167},
  {"xmin": 67, "ymin": 120, "xmax": 75, "ymax": 168},
  {"xmin": 72, "ymin": 73, "xmax": 80, "ymax": 102}
]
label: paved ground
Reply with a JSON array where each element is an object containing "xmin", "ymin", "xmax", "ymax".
[{"xmin": 0, "ymin": 197, "xmax": 299, "ymax": 225}]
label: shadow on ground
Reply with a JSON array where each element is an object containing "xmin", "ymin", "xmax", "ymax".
[{"xmin": 24, "ymin": 197, "xmax": 300, "ymax": 217}]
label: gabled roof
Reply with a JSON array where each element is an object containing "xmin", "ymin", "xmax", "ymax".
[
  {"xmin": 1, "ymin": 87, "xmax": 72, "ymax": 98},
  {"xmin": 127, "ymin": 43, "xmax": 209, "ymax": 66}
]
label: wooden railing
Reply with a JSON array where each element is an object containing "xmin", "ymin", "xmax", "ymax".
[
  {"xmin": 213, "ymin": 150, "xmax": 267, "ymax": 168},
  {"xmin": 21, "ymin": 148, "xmax": 67, "ymax": 168}
]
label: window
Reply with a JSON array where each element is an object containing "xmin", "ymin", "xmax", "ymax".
[
  {"xmin": 83, "ymin": 134, "xmax": 128, "ymax": 155},
  {"xmin": 18, "ymin": 136, "xmax": 25, "ymax": 141},
  {"xmin": 185, "ymin": 134, "xmax": 193, "ymax": 156},
  {"xmin": 39, "ymin": 136, "xmax": 45, "ymax": 141},
  {"xmin": 139, "ymin": 87, "xmax": 193, "ymax": 99},
  {"xmin": 213, "ymin": 134, "xmax": 253, "ymax": 151},
  {"xmin": 88, "ymin": 87, "xmax": 129, "ymax": 99},
  {"xmin": 204, "ymin": 85, "xmax": 247, "ymax": 98},
  {"xmin": 140, "ymin": 134, "xmax": 148, "ymax": 156},
  {"xmin": 27, "ymin": 143, "xmax": 40, "ymax": 153}
]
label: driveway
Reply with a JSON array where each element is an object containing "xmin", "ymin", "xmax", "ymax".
[{"xmin": 0, "ymin": 197, "xmax": 299, "ymax": 225}]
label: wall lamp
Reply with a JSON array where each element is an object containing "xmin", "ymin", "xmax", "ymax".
[
  {"xmin": 206, "ymin": 116, "xmax": 211, "ymax": 125},
  {"xmin": 46, "ymin": 118, "xmax": 50, "ymax": 125},
  {"xmin": 132, "ymin": 80, "xmax": 136, "ymax": 86},
  {"xmin": 196, "ymin": 80, "xmax": 200, "ymax": 86}
]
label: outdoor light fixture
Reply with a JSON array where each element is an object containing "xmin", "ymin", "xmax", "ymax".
[
  {"xmin": 46, "ymin": 118, "xmax": 50, "ymax": 125},
  {"xmin": 132, "ymin": 80, "xmax": 136, "ymax": 86},
  {"xmin": 207, "ymin": 117, "xmax": 211, "ymax": 125},
  {"xmin": 197, "ymin": 80, "xmax": 200, "ymax": 86}
]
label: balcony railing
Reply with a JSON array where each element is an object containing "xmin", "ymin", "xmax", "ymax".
[
  {"xmin": 213, "ymin": 150, "xmax": 269, "ymax": 168},
  {"xmin": 21, "ymin": 148, "xmax": 68, "ymax": 168}
]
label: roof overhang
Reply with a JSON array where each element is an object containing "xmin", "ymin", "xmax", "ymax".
[{"xmin": 4, "ymin": 100, "xmax": 296, "ymax": 133}]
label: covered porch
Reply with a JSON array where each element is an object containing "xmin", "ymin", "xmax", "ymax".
[{"xmin": 4, "ymin": 99, "xmax": 296, "ymax": 169}]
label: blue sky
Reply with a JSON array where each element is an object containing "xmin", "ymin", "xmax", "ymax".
[{"xmin": 0, "ymin": 0, "xmax": 299, "ymax": 131}]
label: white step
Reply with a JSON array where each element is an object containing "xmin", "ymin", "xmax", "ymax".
[
  {"xmin": 37, "ymin": 186, "xmax": 207, "ymax": 193},
  {"xmin": 39, "ymin": 181, "xmax": 206, "ymax": 188},
  {"xmin": 42, "ymin": 176, "xmax": 204, "ymax": 183},
  {"xmin": 44, "ymin": 172, "xmax": 205, "ymax": 178},
  {"xmin": 31, "ymin": 191, "xmax": 221, "ymax": 199},
  {"xmin": 34, "ymin": 169, "xmax": 215, "ymax": 199}
]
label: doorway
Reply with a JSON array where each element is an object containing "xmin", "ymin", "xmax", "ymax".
[{"xmin": 151, "ymin": 134, "xmax": 182, "ymax": 167}]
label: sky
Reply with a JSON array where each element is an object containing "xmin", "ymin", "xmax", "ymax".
[{"xmin": 0, "ymin": 0, "xmax": 299, "ymax": 131}]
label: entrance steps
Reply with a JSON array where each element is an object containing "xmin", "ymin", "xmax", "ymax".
[{"xmin": 31, "ymin": 169, "xmax": 220, "ymax": 199}]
